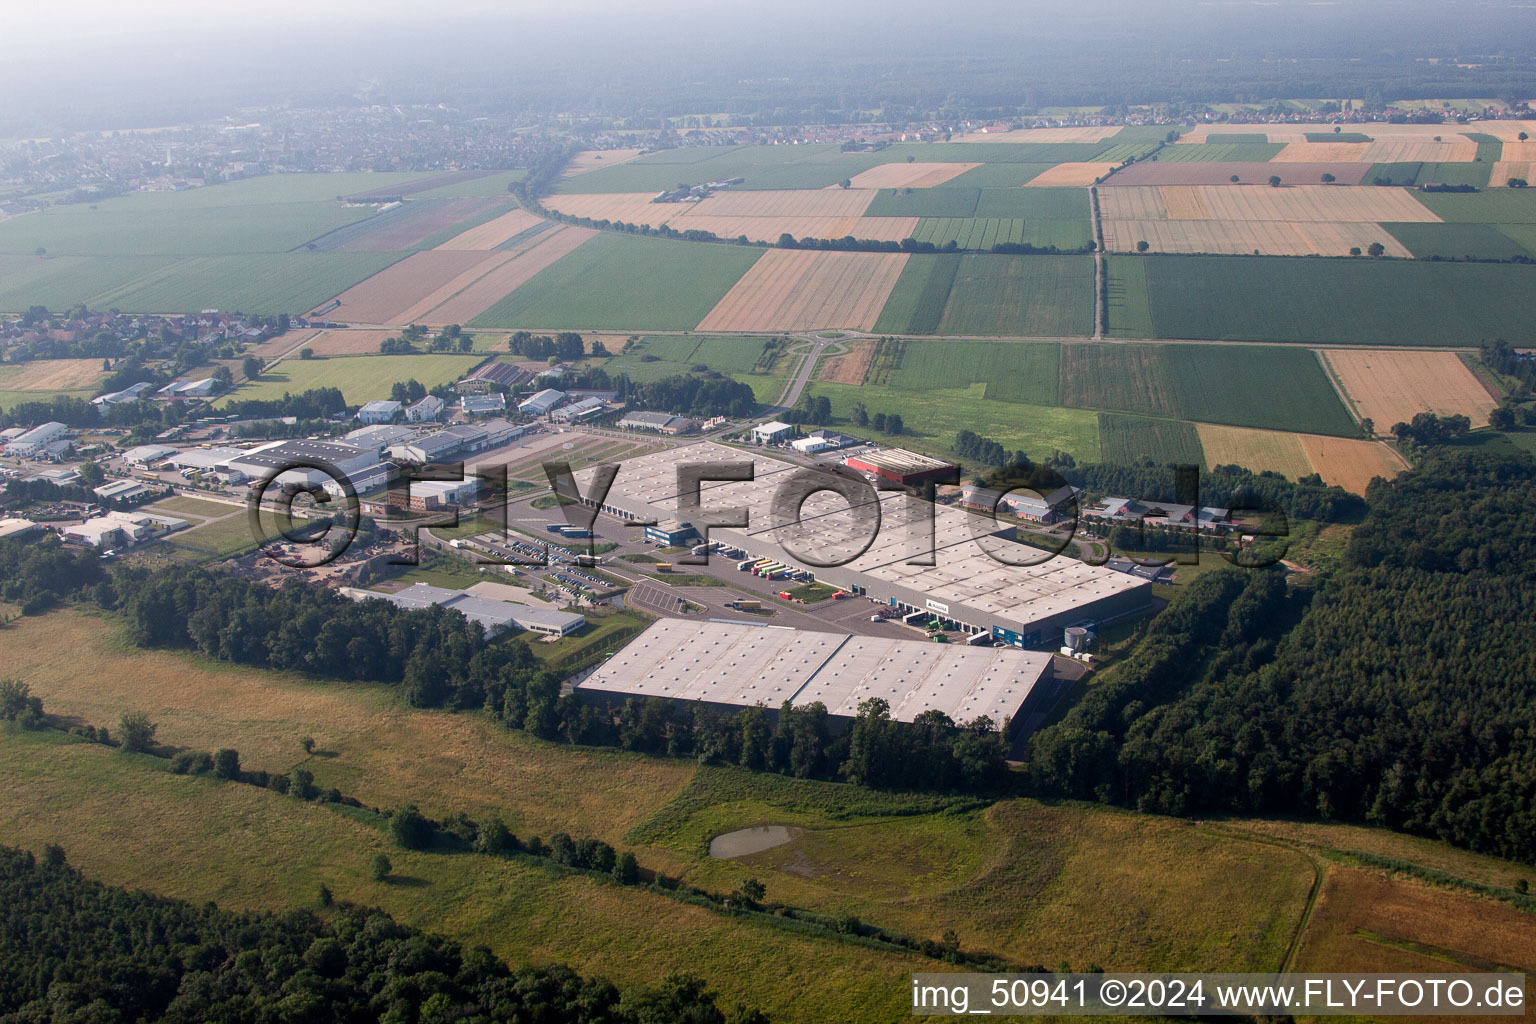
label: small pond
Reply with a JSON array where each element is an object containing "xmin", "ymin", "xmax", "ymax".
[{"xmin": 708, "ymin": 825, "xmax": 802, "ymax": 858}]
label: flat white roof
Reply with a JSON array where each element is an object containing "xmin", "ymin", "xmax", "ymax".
[
  {"xmin": 578, "ymin": 619, "xmax": 1050, "ymax": 726},
  {"xmin": 572, "ymin": 441, "xmax": 1148, "ymax": 631}
]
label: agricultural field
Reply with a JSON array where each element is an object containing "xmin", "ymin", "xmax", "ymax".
[
  {"xmin": 602, "ymin": 335, "xmax": 770, "ymax": 382},
  {"xmin": 469, "ymin": 231, "xmax": 762, "ymax": 331},
  {"xmin": 305, "ymin": 198, "xmax": 507, "ymax": 252},
  {"xmin": 940, "ymin": 163, "xmax": 1062, "ymax": 187},
  {"xmin": 1321, "ymin": 349, "xmax": 1500, "ymax": 429},
  {"xmin": 952, "ymin": 126, "xmax": 1121, "ymax": 143},
  {"xmin": 1379, "ymin": 221, "xmax": 1535, "ymax": 260},
  {"xmin": 844, "ymin": 162, "xmax": 978, "ymax": 189},
  {"xmin": 697, "ymin": 250, "xmax": 907, "ymax": 332},
  {"xmin": 869, "ymin": 339, "xmax": 1060, "ymax": 406},
  {"xmin": 1102, "ymin": 256, "xmax": 1155, "ymax": 339},
  {"xmin": 1097, "ymin": 414, "xmax": 1206, "ymax": 466},
  {"xmin": 560, "ymin": 149, "xmax": 646, "ymax": 177},
  {"xmin": 158, "ymin": 513, "xmax": 264, "ymax": 563},
  {"xmin": 297, "ymin": 329, "xmax": 410, "ymax": 356},
  {"xmin": 324, "ymin": 250, "xmax": 495, "ymax": 323},
  {"xmin": 929, "ymin": 253, "xmax": 1094, "ymax": 337},
  {"xmin": 414, "ymin": 225, "xmax": 597, "ymax": 325},
  {"xmin": 1104, "ymin": 219, "xmax": 1409, "ymax": 257},
  {"xmin": 410, "ymin": 170, "xmax": 527, "ymax": 198},
  {"xmin": 1058, "ymin": 343, "xmax": 1358, "ymax": 435},
  {"xmin": 1129, "ymin": 255, "xmax": 1536, "ymax": 345},
  {"xmin": 1365, "ymin": 162, "xmax": 1493, "ymax": 188},
  {"xmin": 1412, "ymin": 187, "xmax": 1536, "ymax": 223},
  {"xmin": 1018, "ymin": 162, "xmax": 1119, "ymax": 186},
  {"xmin": 808, "ymin": 379, "xmax": 1101, "ymax": 463},
  {"xmin": 0, "ymin": 358, "xmax": 108, "ymax": 393},
  {"xmin": 1103, "ymin": 161, "xmax": 1368, "ymax": 186},
  {"xmin": 215, "ymin": 352, "xmax": 482, "ymax": 405},
  {"xmin": 1195, "ymin": 422, "xmax": 1404, "ymax": 493},
  {"xmin": 0, "ymin": 254, "xmax": 179, "ymax": 312},
  {"xmin": 552, "ymin": 144, "xmax": 898, "ymax": 194},
  {"xmin": 432, "ymin": 208, "xmax": 546, "ymax": 250},
  {"xmin": 87, "ymin": 252, "xmax": 402, "ymax": 316},
  {"xmin": 1156, "ymin": 143, "xmax": 1287, "ymax": 162},
  {"xmin": 674, "ymin": 214, "xmax": 916, "ymax": 245}
]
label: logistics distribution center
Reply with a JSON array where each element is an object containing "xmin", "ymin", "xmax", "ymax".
[
  {"xmin": 576, "ymin": 619, "xmax": 1054, "ymax": 729},
  {"xmin": 572, "ymin": 442, "xmax": 1152, "ymax": 649}
]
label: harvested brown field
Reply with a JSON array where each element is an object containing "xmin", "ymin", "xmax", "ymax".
[
  {"xmin": 1195, "ymin": 423, "xmax": 1313, "ymax": 479},
  {"xmin": 1274, "ymin": 138, "xmax": 1478, "ymax": 163},
  {"xmin": 1294, "ymin": 867, "xmax": 1536, "ymax": 978},
  {"xmin": 956, "ymin": 126, "xmax": 1121, "ymax": 143},
  {"xmin": 560, "ymin": 148, "xmax": 646, "ymax": 177},
  {"xmin": 1491, "ymin": 140, "xmax": 1536, "ymax": 185},
  {"xmin": 817, "ymin": 337, "xmax": 877, "ymax": 384},
  {"xmin": 1322, "ymin": 348, "xmax": 1499, "ymax": 429},
  {"xmin": 685, "ymin": 188, "xmax": 877, "ymax": 219},
  {"xmin": 1103, "ymin": 162, "xmax": 1369, "ymax": 186},
  {"xmin": 1298, "ymin": 434, "xmax": 1408, "ymax": 494},
  {"xmin": 0, "ymin": 358, "xmax": 107, "ymax": 391},
  {"xmin": 541, "ymin": 193, "xmax": 690, "ymax": 228},
  {"xmin": 433, "ymin": 209, "xmax": 545, "ymax": 250},
  {"xmin": 337, "ymin": 197, "xmax": 503, "ymax": 251},
  {"xmin": 696, "ymin": 250, "xmax": 908, "ymax": 332},
  {"xmin": 1188, "ymin": 184, "xmax": 1438, "ymax": 222},
  {"xmin": 1102, "ymin": 218, "xmax": 1410, "ymax": 256},
  {"xmin": 417, "ymin": 225, "xmax": 598, "ymax": 325},
  {"xmin": 392, "ymin": 253, "xmax": 516, "ymax": 324},
  {"xmin": 244, "ymin": 328, "xmax": 325, "ymax": 360},
  {"xmin": 1024, "ymin": 162, "xmax": 1117, "ymax": 186},
  {"xmin": 322, "ymin": 250, "xmax": 493, "ymax": 323},
  {"xmin": 845, "ymin": 162, "xmax": 978, "ymax": 189},
  {"xmin": 1103, "ymin": 184, "xmax": 1436, "ymax": 223},
  {"xmin": 299, "ymin": 329, "xmax": 410, "ymax": 356},
  {"xmin": 663, "ymin": 213, "xmax": 917, "ymax": 244}
]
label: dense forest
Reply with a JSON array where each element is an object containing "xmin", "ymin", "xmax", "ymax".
[
  {"xmin": 1029, "ymin": 450, "xmax": 1536, "ymax": 863},
  {"xmin": 0, "ymin": 845, "xmax": 765, "ymax": 1023}
]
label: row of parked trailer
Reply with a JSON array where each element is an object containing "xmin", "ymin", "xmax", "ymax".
[{"xmin": 735, "ymin": 557, "xmax": 812, "ymax": 582}]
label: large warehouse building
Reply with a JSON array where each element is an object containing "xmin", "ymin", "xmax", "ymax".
[
  {"xmin": 576, "ymin": 618, "xmax": 1053, "ymax": 730},
  {"xmin": 572, "ymin": 442, "xmax": 1152, "ymax": 648}
]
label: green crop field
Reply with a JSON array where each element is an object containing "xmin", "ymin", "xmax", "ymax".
[
  {"xmin": 911, "ymin": 217, "xmax": 1088, "ymax": 250},
  {"xmin": 0, "ymin": 254, "xmax": 178, "ymax": 312},
  {"xmin": 884, "ymin": 141, "xmax": 1141, "ymax": 163},
  {"xmin": 0, "ymin": 174, "xmax": 432, "ymax": 255},
  {"xmin": 216, "ymin": 352, "xmax": 482, "ymax": 404},
  {"xmin": 469, "ymin": 232, "xmax": 761, "ymax": 331},
  {"xmin": 1059, "ymin": 342, "xmax": 1358, "ymax": 435},
  {"xmin": 940, "ymin": 163, "xmax": 1058, "ymax": 188},
  {"xmin": 1135, "ymin": 254, "xmax": 1536, "ymax": 346},
  {"xmin": 1411, "ymin": 187, "xmax": 1536, "ymax": 223},
  {"xmin": 84, "ymin": 252, "xmax": 401, "ymax": 315},
  {"xmin": 1157, "ymin": 143, "xmax": 1286, "ymax": 162},
  {"xmin": 603, "ymin": 335, "xmax": 768, "ymax": 381},
  {"xmin": 880, "ymin": 339, "xmax": 1060, "ymax": 405},
  {"xmin": 873, "ymin": 254, "xmax": 959, "ymax": 334},
  {"xmin": 1098, "ymin": 413, "xmax": 1207, "ymax": 466},
  {"xmin": 972, "ymin": 187, "xmax": 1089, "ymax": 219},
  {"xmin": 1104, "ymin": 255, "xmax": 1156, "ymax": 339},
  {"xmin": 865, "ymin": 188, "xmax": 980, "ymax": 218},
  {"xmin": 809, "ymin": 379, "xmax": 1100, "ymax": 462},
  {"xmin": 1211, "ymin": 133, "xmax": 1272, "ymax": 144},
  {"xmin": 1305, "ymin": 132, "xmax": 1373, "ymax": 143},
  {"xmin": 1366, "ymin": 162, "xmax": 1494, "ymax": 188},
  {"xmin": 1382, "ymin": 221, "xmax": 1536, "ymax": 260},
  {"xmin": 932, "ymin": 254, "xmax": 1094, "ymax": 336}
]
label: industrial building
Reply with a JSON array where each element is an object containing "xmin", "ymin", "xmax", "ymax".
[
  {"xmin": 750, "ymin": 421, "xmax": 794, "ymax": 444},
  {"xmin": 406, "ymin": 395, "xmax": 445, "ymax": 422},
  {"xmin": 572, "ymin": 442, "xmax": 1152, "ymax": 649},
  {"xmin": 5, "ymin": 421, "xmax": 68, "ymax": 457},
  {"xmin": 357, "ymin": 399, "xmax": 403, "ymax": 424},
  {"xmin": 461, "ymin": 393, "xmax": 508, "ymax": 416},
  {"xmin": 344, "ymin": 424, "xmax": 415, "ymax": 452},
  {"xmin": 121, "ymin": 444, "xmax": 178, "ymax": 468},
  {"xmin": 342, "ymin": 582, "xmax": 586, "ymax": 637},
  {"xmin": 0, "ymin": 518, "xmax": 41, "ymax": 542},
  {"xmin": 61, "ymin": 510, "xmax": 187, "ymax": 548},
  {"xmin": 518, "ymin": 388, "xmax": 566, "ymax": 416},
  {"xmin": 844, "ymin": 448, "xmax": 957, "ymax": 487},
  {"xmin": 617, "ymin": 411, "xmax": 696, "ymax": 435},
  {"xmin": 386, "ymin": 420, "xmax": 530, "ymax": 464},
  {"xmin": 576, "ymin": 619, "xmax": 1054, "ymax": 731},
  {"xmin": 93, "ymin": 479, "xmax": 157, "ymax": 502},
  {"xmin": 550, "ymin": 396, "xmax": 606, "ymax": 423},
  {"xmin": 222, "ymin": 439, "xmax": 392, "ymax": 498}
]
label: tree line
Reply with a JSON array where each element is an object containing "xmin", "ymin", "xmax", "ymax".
[
  {"xmin": 0, "ymin": 844, "xmax": 766, "ymax": 1024},
  {"xmin": 1028, "ymin": 449, "xmax": 1536, "ymax": 864}
]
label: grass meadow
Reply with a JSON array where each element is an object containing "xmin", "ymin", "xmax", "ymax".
[
  {"xmin": 215, "ymin": 352, "xmax": 482, "ymax": 404},
  {"xmin": 3, "ymin": 608, "xmax": 1531, "ymax": 1019}
]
